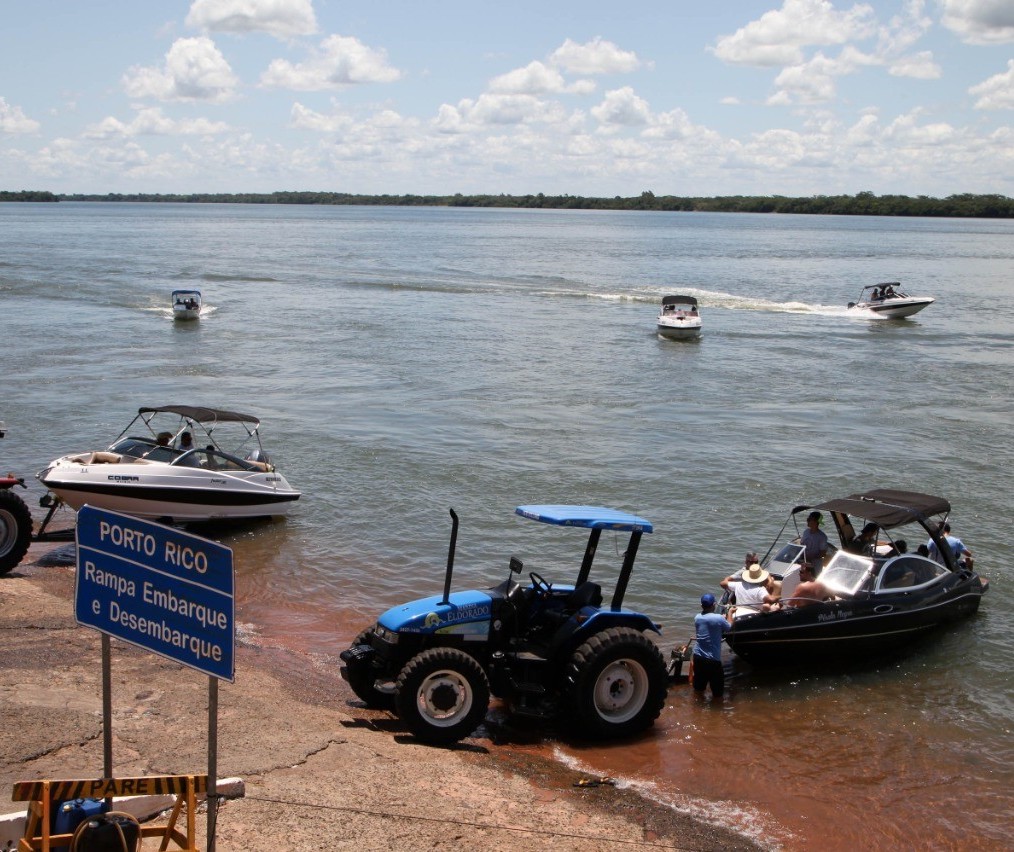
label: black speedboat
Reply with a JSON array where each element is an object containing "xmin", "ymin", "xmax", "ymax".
[{"xmin": 724, "ymin": 489, "xmax": 988, "ymax": 665}]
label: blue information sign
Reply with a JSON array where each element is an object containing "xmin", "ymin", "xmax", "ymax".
[{"xmin": 75, "ymin": 505, "xmax": 235, "ymax": 681}]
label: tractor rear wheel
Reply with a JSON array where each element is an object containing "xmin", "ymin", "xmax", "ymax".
[
  {"xmin": 343, "ymin": 629, "xmax": 396, "ymax": 710},
  {"xmin": 565, "ymin": 626, "xmax": 668, "ymax": 739},
  {"xmin": 0, "ymin": 489, "xmax": 32, "ymax": 576},
  {"xmin": 395, "ymin": 647, "xmax": 490, "ymax": 745}
]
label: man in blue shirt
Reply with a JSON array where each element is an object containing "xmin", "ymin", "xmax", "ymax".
[{"xmin": 693, "ymin": 593, "xmax": 731, "ymax": 697}]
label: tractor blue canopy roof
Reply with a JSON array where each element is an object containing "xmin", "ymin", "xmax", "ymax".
[{"xmin": 515, "ymin": 505, "xmax": 653, "ymax": 533}]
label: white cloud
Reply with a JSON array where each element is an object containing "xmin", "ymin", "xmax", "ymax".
[
  {"xmin": 969, "ymin": 59, "xmax": 1014, "ymax": 109},
  {"xmin": 591, "ymin": 87, "xmax": 651, "ymax": 126},
  {"xmin": 550, "ymin": 37, "xmax": 643, "ymax": 75},
  {"xmin": 0, "ymin": 97, "xmax": 41, "ymax": 133},
  {"xmin": 186, "ymin": 0, "xmax": 317, "ymax": 39},
  {"xmin": 435, "ymin": 93, "xmax": 568, "ymax": 131},
  {"xmin": 260, "ymin": 35, "xmax": 401, "ymax": 89},
  {"xmin": 85, "ymin": 108, "xmax": 230, "ymax": 138},
  {"xmin": 123, "ymin": 37, "xmax": 238, "ymax": 103},
  {"xmin": 712, "ymin": 0, "xmax": 877, "ymax": 67},
  {"xmin": 488, "ymin": 60, "xmax": 593, "ymax": 95},
  {"xmin": 888, "ymin": 50, "xmax": 941, "ymax": 79},
  {"xmin": 940, "ymin": 0, "xmax": 1014, "ymax": 44}
]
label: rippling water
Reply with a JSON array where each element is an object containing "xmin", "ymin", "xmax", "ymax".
[{"xmin": 2, "ymin": 202, "xmax": 1011, "ymax": 848}]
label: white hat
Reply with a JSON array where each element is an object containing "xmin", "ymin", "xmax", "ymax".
[{"xmin": 743, "ymin": 563, "xmax": 770, "ymax": 584}]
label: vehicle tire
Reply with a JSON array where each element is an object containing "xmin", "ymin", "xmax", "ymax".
[
  {"xmin": 395, "ymin": 647, "xmax": 490, "ymax": 745},
  {"xmin": 0, "ymin": 489, "xmax": 32, "ymax": 576},
  {"xmin": 343, "ymin": 629, "xmax": 396, "ymax": 710},
  {"xmin": 565, "ymin": 626, "xmax": 668, "ymax": 739}
]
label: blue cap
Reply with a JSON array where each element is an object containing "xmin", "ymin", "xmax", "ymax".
[{"xmin": 701, "ymin": 593, "xmax": 716, "ymax": 607}]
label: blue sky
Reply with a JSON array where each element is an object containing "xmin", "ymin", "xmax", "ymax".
[{"xmin": 2, "ymin": 0, "xmax": 1012, "ymax": 196}]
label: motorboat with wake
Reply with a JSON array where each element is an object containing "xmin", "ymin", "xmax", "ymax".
[
  {"xmin": 172, "ymin": 290, "xmax": 202, "ymax": 320},
  {"xmin": 847, "ymin": 283, "xmax": 934, "ymax": 318},
  {"xmin": 720, "ymin": 489, "xmax": 987, "ymax": 665},
  {"xmin": 38, "ymin": 405, "xmax": 300, "ymax": 522},
  {"xmin": 656, "ymin": 295, "xmax": 702, "ymax": 340}
]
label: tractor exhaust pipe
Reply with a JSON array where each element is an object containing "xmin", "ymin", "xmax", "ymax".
[{"xmin": 441, "ymin": 508, "xmax": 459, "ymax": 605}]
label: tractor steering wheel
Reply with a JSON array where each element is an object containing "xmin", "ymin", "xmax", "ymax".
[{"xmin": 529, "ymin": 572, "xmax": 552, "ymax": 596}]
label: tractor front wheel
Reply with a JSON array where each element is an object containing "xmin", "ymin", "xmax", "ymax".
[
  {"xmin": 395, "ymin": 647, "xmax": 490, "ymax": 745},
  {"xmin": 342, "ymin": 629, "xmax": 396, "ymax": 710},
  {"xmin": 0, "ymin": 489, "xmax": 32, "ymax": 576},
  {"xmin": 566, "ymin": 627, "xmax": 668, "ymax": 739}
]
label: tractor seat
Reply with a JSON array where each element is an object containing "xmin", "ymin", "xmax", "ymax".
[{"xmin": 566, "ymin": 581, "xmax": 602, "ymax": 612}]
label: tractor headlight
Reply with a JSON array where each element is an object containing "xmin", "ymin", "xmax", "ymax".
[{"xmin": 373, "ymin": 623, "xmax": 398, "ymax": 644}]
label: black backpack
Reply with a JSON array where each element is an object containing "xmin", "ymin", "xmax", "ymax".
[{"xmin": 70, "ymin": 811, "xmax": 141, "ymax": 852}]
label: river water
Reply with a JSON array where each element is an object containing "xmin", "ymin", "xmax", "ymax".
[{"xmin": 2, "ymin": 202, "xmax": 1011, "ymax": 849}]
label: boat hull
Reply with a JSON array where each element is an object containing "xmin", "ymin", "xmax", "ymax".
[
  {"xmin": 854, "ymin": 297, "xmax": 934, "ymax": 319},
  {"xmin": 173, "ymin": 307, "xmax": 201, "ymax": 321},
  {"xmin": 725, "ymin": 577, "xmax": 986, "ymax": 665},
  {"xmin": 656, "ymin": 321, "xmax": 702, "ymax": 340},
  {"xmin": 39, "ymin": 461, "xmax": 299, "ymax": 521}
]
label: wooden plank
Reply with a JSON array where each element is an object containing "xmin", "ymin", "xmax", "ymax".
[{"xmin": 12, "ymin": 775, "xmax": 208, "ymax": 801}]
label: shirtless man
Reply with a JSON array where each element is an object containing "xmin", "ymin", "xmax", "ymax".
[{"xmin": 784, "ymin": 563, "xmax": 831, "ymax": 607}]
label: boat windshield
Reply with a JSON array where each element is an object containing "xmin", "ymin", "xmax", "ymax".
[
  {"xmin": 875, "ymin": 556, "xmax": 948, "ymax": 592},
  {"xmin": 170, "ymin": 448, "xmax": 260, "ymax": 472},
  {"xmin": 819, "ymin": 551, "xmax": 874, "ymax": 597}
]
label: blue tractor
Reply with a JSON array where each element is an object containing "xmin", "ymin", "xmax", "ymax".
[{"xmin": 340, "ymin": 505, "xmax": 669, "ymax": 745}]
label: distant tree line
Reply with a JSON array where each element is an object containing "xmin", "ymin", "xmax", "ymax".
[
  {"xmin": 3, "ymin": 189, "xmax": 1014, "ymax": 218},
  {"xmin": 0, "ymin": 190, "xmax": 59, "ymax": 202}
]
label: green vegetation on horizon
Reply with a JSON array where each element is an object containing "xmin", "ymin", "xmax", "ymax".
[{"xmin": 3, "ymin": 189, "xmax": 1013, "ymax": 218}]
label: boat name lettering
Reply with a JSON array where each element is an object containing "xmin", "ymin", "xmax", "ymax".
[
  {"xmin": 108, "ymin": 601, "xmax": 223, "ymax": 663},
  {"xmin": 98, "ymin": 520, "xmax": 157, "ymax": 556},
  {"xmin": 265, "ymin": 476, "xmax": 281, "ymax": 482},
  {"xmin": 817, "ymin": 610, "xmax": 851, "ymax": 622},
  {"xmin": 83, "ymin": 560, "xmax": 136, "ymax": 598},
  {"xmin": 108, "ymin": 475, "xmax": 140, "ymax": 482},
  {"xmin": 142, "ymin": 581, "xmax": 228, "ymax": 630}
]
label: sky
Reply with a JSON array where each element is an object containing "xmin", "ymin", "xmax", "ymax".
[{"xmin": 2, "ymin": 0, "xmax": 1013, "ymax": 197}]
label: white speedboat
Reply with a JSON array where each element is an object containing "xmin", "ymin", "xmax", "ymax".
[
  {"xmin": 38, "ymin": 406, "xmax": 300, "ymax": 522},
  {"xmin": 656, "ymin": 295, "xmax": 702, "ymax": 340},
  {"xmin": 172, "ymin": 289, "xmax": 202, "ymax": 320},
  {"xmin": 847, "ymin": 283, "xmax": 934, "ymax": 319}
]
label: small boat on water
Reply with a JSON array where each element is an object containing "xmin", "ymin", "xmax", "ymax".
[
  {"xmin": 721, "ymin": 489, "xmax": 987, "ymax": 665},
  {"xmin": 656, "ymin": 295, "xmax": 702, "ymax": 340},
  {"xmin": 847, "ymin": 283, "xmax": 934, "ymax": 319},
  {"xmin": 37, "ymin": 405, "xmax": 300, "ymax": 523},
  {"xmin": 172, "ymin": 289, "xmax": 202, "ymax": 321}
]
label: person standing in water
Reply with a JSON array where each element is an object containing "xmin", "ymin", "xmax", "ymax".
[{"xmin": 692, "ymin": 593, "xmax": 731, "ymax": 698}]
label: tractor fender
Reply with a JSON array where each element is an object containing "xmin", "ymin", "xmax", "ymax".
[{"xmin": 577, "ymin": 609, "xmax": 660, "ymax": 636}]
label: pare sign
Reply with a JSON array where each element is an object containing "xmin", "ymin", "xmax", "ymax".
[{"xmin": 75, "ymin": 505, "xmax": 235, "ymax": 681}]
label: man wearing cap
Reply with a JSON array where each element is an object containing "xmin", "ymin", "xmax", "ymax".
[
  {"xmin": 692, "ymin": 593, "xmax": 731, "ymax": 697},
  {"xmin": 801, "ymin": 511, "xmax": 828, "ymax": 570}
]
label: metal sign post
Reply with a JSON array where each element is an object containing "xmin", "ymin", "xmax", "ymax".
[{"xmin": 75, "ymin": 505, "xmax": 235, "ymax": 851}]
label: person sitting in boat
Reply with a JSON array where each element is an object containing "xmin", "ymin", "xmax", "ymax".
[
  {"xmin": 155, "ymin": 431, "xmax": 173, "ymax": 446},
  {"xmin": 869, "ymin": 287, "xmax": 881, "ymax": 302},
  {"xmin": 178, "ymin": 431, "xmax": 195, "ymax": 452},
  {"xmin": 776, "ymin": 563, "xmax": 830, "ymax": 608},
  {"xmin": 847, "ymin": 522, "xmax": 879, "ymax": 555},
  {"xmin": 720, "ymin": 560, "xmax": 774, "ymax": 620},
  {"xmin": 883, "ymin": 284, "xmax": 896, "ymax": 298}
]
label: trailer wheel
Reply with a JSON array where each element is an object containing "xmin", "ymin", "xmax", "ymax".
[
  {"xmin": 0, "ymin": 490, "xmax": 32, "ymax": 576},
  {"xmin": 566, "ymin": 627, "xmax": 668, "ymax": 739},
  {"xmin": 395, "ymin": 647, "xmax": 490, "ymax": 745},
  {"xmin": 342, "ymin": 629, "xmax": 396, "ymax": 710}
]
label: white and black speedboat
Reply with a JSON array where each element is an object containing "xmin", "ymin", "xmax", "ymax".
[
  {"xmin": 722, "ymin": 489, "xmax": 987, "ymax": 665},
  {"xmin": 847, "ymin": 283, "xmax": 934, "ymax": 318},
  {"xmin": 38, "ymin": 405, "xmax": 300, "ymax": 522},
  {"xmin": 172, "ymin": 289, "xmax": 202, "ymax": 320},
  {"xmin": 656, "ymin": 295, "xmax": 702, "ymax": 340}
]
